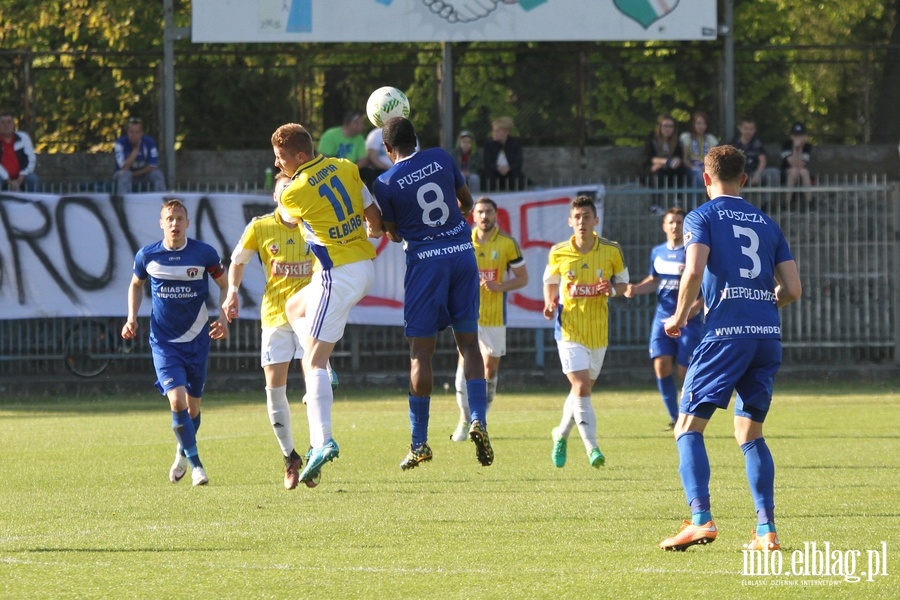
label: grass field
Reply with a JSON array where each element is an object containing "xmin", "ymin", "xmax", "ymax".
[{"xmin": 1, "ymin": 382, "xmax": 898, "ymax": 599}]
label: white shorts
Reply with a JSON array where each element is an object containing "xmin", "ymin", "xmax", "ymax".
[
  {"xmin": 304, "ymin": 260, "xmax": 375, "ymax": 344},
  {"xmin": 557, "ymin": 340, "xmax": 608, "ymax": 380},
  {"xmin": 478, "ymin": 326, "xmax": 507, "ymax": 358},
  {"xmin": 261, "ymin": 323, "xmax": 304, "ymax": 367}
]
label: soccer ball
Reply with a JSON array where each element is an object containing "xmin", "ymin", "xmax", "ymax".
[{"xmin": 366, "ymin": 86, "xmax": 410, "ymax": 128}]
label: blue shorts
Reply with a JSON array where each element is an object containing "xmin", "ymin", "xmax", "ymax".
[
  {"xmin": 680, "ymin": 338, "xmax": 782, "ymax": 422},
  {"xmin": 151, "ymin": 337, "xmax": 210, "ymax": 398},
  {"xmin": 649, "ymin": 316, "xmax": 702, "ymax": 367},
  {"xmin": 403, "ymin": 254, "xmax": 480, "ymax": 337}
]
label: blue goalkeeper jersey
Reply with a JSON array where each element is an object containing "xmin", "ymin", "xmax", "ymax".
[{"xmin": 684, "ymin": 195, "xmax": 793, "ymax": 341}]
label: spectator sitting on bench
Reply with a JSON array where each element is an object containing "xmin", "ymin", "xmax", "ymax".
[
  {"xmin": 780, "ymin": 121, "xmax": 813, "ymax": 207},
  {"xmin": 113, "ymin": 117, "xmax": 166, "ymax": 194},
  {"xmin": 0, "ymin": 111, "xmax": 39, "ymax": 192}
]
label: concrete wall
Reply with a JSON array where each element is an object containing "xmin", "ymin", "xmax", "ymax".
[{"xmin": 35, "ymin": 144, "xmax": 900, "ymax": 189}]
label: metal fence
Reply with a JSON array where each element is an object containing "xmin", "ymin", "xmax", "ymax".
[{"xmin": 1, "ymin": 175, "xmax": 896, "ymax": 381}]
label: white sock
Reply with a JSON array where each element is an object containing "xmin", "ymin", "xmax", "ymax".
[
  {"xmin": 265, "ymin": 385, "xmax": 294, "ymax": 457},
  {"xmin": 573, "ymin": 395, "xmax": 598, "ymax": 452},
  {"xmin": 454, "ymin": 363, "xmax": 470, "ymax": 422},
  {"xmin": 304, "ymin": 368, "xmax": 333, "ymax": 448},
  {"xmin": 486, "ymin": 376, "xmax": 498, "ymax": 412},
  {"xmin": 556, "ymin": 392, "xmax": 577, "ymax": 438}
]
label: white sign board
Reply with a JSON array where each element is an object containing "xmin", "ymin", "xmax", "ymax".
[
  {"xmin": 0, "ymin": 186, "xmax": 603, "ymax": 329},
  {"xmin": 192, "ymin": 0, "xmax": 717, "ymax": 43}
]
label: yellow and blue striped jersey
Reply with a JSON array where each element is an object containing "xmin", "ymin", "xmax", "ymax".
[
  {"xmin": 232, "ymin": 211, "xmax": 313, "ymax": 329},
  {"xmin": 546, "ymin": 233, "xmax": 626, "ymax": 349},
  {"xmin": 281, "ymin": 155, "xmax": 376, "ymax": 269},
  {"xmin": 473, "ymin": 227, "xmax": 525, "ymax": 327}
]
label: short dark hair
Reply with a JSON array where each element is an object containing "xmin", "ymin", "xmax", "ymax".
[
  {"xmin": 381, "ymin": 117, "xmax": 417, "ymax": 152},
  {"xmin": 571, "ymin": 195, "xmax": 596, "ymax": 217},
  {"xmin": 474, "ymin": 197, "xmax": 497, "ymax": 211},
  {"xmin": 704, "ymin": 145, "xmax": 746, "ymax": 184}
]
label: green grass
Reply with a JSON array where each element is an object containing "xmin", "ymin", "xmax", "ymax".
[{"xmin": 1, "ymin": 383, "xmax": 898, "ymax": 599}]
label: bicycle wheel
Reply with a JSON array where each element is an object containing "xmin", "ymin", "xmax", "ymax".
[{"xmin": 64, "ymin": 321, "xmax": 112, "ymax": 377}]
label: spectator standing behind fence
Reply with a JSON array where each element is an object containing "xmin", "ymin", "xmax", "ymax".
[
  {"xmin": 318, "ymin": 111, "xmax": 369, "ymax": 169},
  {"xmin": 121, "ymin": 198, "xmax": 229, "ymax": 487},
  {"xmin": 0, "ymin": 112, "xmax": 39, "ymax": 192},
  {"xmin": 483, "ymin": 116, "xmax": 527, "ymax": 192},
  {"xmin": 113, "ymin": 117, "xmax": 166, "ymax": 194},
  {"xmin": 780, "ymin": 122, "xmax": 813, "ymax": 207},
  {"xmin": 450, "ymin": 130, "xmax": 482, "ymax": 193},
  {"xmin": 641, "ymin": 115, "xmax": 689, "ymax": 194},
  {"xmin": 679, "ymin": 111, "xmax": 718, "ymax": 189}
]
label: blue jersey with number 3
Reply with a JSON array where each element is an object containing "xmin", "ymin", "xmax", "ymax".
[
  {"xmin": 374, "ymin": 148, "xmax": 471, "ymax": 264},
  {"xmin": 684, "ymin": 195, "xmax": 793, "ymax": 340}
]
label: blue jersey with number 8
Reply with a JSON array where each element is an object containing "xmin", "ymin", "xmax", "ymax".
[
  {"xmin": 374, "ymin": 148, "xmax": 471, "ymax": 264},
  {"xmin": 683, "ymin": 195, "xmax": 793, "ymax": 340}
]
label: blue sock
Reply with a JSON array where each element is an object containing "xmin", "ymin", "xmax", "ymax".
[
  {"xmin": 408, "ymin": 395, "xmax": 430, "ymax": 447},
  {"xmin": 466, "ymin": 379, "xmax": 488, "ymax": 425},
  {"xmin": 172, "ymin": 410, "xmax": 203, "ymax": 469},
  {"xmin": 757, "ymin": 522, "xmax": 777, "ymax": 535},
  {"xmin": 656, "ymin": 375, "xmax": 679, "ymax": 422},
  {"xmin": 676, "ymin": 431, "xmax": 711, "ymax": 523},
  {"xmin": 179, "ymin": 412, "xmax": 202, "ymax": 457},
  {"xmin": 741, "ymin": 438, "xmax": 776, "ymax": 528}
]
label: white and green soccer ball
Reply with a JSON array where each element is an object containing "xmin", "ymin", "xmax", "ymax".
[{"xmin": 366, "ymin": 86, "xmax": 410, "ymax": 128}]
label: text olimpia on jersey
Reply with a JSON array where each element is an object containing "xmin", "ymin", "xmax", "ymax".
[
  {"xmin": 281, "ymin": 154, "xmax": 376, "ymax": 270},
  {"xmin": 133, "ymin": 239, "xmax": 224, "ymax": 344}
]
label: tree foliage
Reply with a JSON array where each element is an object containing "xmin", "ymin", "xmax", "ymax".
[{"xmin": 0, "ymin": 0, "xmax": 895, "ymax": 153}]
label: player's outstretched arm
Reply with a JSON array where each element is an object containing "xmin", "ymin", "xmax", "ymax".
[
  {"xmin": 665, "ymin": 243, "xmax": 707, "ymax": 336},
  {"xmin": 223, "ymin": 262, "xmax": 245, "ymax": 323},
  {"xmin": 624, "ymin": 274, "xmax": 658, "ymax": 298},
  {"xmin": 456, "ymin": 184, "xmax": 474, "ymax": 216},
  {"xmin": 364, "ymin": 203, "xmax": 384, "ymax": 238},
  {"xmin": 542, "ymin": 283, "xmax": 559, "ymax": 320},
  {"xmin": 383, "ymin": 221, "xmax": 402, "ymax": 243},
  {"xmin": 209, "ymin": 269, "xmax": 230, "ymax": 340},
  {"xmin": 484, "ymin": 263, "xmax": 528, "ymax": 294},
  {"xmin": 774, "ymin": 259, "xmax": 802, "ymax": 308},
  {"xmin": 121, "ymin": 275, "xmax": 146, "ymax": 340}
]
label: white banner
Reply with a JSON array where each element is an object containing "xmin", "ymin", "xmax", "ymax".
[
  {"xmin": 192, "ymin": 0, "xmax": 717, "ymax": 43},
  {"xmin": 0, "ymin": 186, "xmax": 602, "ymax": 328}
]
